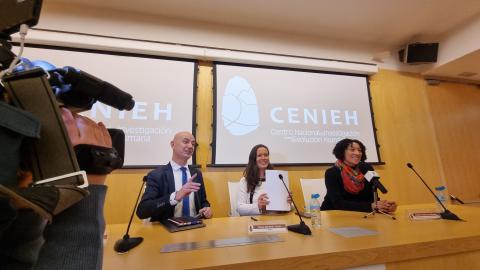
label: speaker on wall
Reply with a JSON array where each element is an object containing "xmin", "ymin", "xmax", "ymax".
[{"xmin": 398, "ymin": 43, "xmax": 439, "ymax": 64}]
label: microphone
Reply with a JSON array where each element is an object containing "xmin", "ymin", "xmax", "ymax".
[
  {"xmin": 114, "ymin": 176, "xmax": 146, "ymax": 253},
  {"xmin": 449, "ymin": 194, "xmax": 465, "ymax": 204},
  {"xmin": 50, "ymin": 66, "xmax": 135, "ymax": 111},
  {"xmin": 364, "ymin": 171, "xmax": 388, "ymax": 194},
  {"xmin": 192, "ymin": 168, "xmax": 205, "ymax": 219},
  {"xmin": 359, "ymin": 163, "xmax": 387, "ymax": 194},
  {"xmin": 278, "ymin": 174, "xmax": 311, "ymax": 235},
  {"xmin": 406, "ymin": 163, "xmax": 463, "ymax": 221}
]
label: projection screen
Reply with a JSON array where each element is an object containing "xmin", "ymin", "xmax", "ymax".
[
  {"xmin": 17, "ymin": 45, "xmax": 197, "ymax": 167},
  {"xmin": 213, "ymin": 62, "xmax": 380, "ymax": 165}
]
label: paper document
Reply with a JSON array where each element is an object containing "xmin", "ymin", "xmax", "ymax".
[
  {"xmin": 408, "ymin": 211, "xmax": 441, "ymax": 221},
  {"xmin": 265, "ymin": 170, "xmax": 290, "ymax": 211},
  {"xmin": 248, "ymin": 220, "xmax": 288, "ymax": 234}
]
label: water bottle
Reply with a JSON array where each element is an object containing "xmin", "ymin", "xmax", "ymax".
[
  {"xmin": 435, "ymin": 185, "xmax": 446, "ymax": 213},
  {"xmin": 309, "ymin": 193, "xmax": 321, "ymax": 228}
]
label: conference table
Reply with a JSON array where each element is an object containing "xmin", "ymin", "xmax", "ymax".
[{"xmin": 103, "ymin": 204, "xmax": 480, "ymax": 270}]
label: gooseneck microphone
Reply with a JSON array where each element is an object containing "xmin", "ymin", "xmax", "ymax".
[
  {"xmin": 278, "ymin": 174, "xmax": 312, "ymax": 235},
  {"xmin": 449, "ymin": 194, "xmax": 465, "ymax": 204},
  {"xmin": 114, "ymin": 176, "xmax": 146, "ymax": 253},
  {"xmin": 406, "ymin": 163, "xmax": 463, "ymax": 221}
]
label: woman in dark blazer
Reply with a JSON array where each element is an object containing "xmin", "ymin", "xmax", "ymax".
[{"xmin": 321, "ymin": 138, "xmax": 396, "ymax": 213}]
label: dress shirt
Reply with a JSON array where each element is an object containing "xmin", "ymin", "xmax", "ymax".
[{"xmin": 169, "ymin": 160, "xmax": 196, "ymax": 217}]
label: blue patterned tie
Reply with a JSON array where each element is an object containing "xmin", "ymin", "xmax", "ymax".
[{"xmin": 180, "ymin": 167, "xmax": 190, "ymax": 217}]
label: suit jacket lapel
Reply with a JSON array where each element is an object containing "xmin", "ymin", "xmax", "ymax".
[{"xmin": 166, "ymin": 162, "xmax": 176, "ymax": 194}]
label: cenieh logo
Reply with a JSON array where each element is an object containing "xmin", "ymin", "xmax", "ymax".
[{"xmin": 221, "ymin": 76, "xmax": 259, "ymax": 135}]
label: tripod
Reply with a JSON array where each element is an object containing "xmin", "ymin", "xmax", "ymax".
[{"xmin": 364, "ymin": 184, "xmax": 396, "ymax": 220}]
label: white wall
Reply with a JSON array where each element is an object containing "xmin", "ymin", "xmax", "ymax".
[
  {"xmin": 33, "ymin": 2, "xmax": 384, "ymax": 70},
  {"xmin": 22, "ymin": 1, "xmax": 466, "ymax": 74},
  {"xmin": 434, "ymin": 15, "xmax": 480, "ymax": 66}
]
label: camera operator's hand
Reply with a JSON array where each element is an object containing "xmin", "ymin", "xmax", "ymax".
[
  {"xmin": 61, "ymin": 107, "xmax": 112, "ymax": 185},
  {"xmin": 61, "ymin": 107, "xmax": 111, "ymax": 148}
]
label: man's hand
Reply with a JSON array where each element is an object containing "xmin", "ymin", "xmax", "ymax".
[
  {"xmin": 174, "ymin": 174, "xmax": 200, "ymax": 201},
  {"xmin": 198, "ymin": 207, "xmax": 213, "ymax": 219}
]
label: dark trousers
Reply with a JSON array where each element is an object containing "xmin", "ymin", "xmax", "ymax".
[{"xmin": 0, "ymin": 198, "xmax": 47, "ymax": 270}]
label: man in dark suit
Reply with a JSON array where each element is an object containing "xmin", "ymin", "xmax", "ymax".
[{"xmin": 136, "ymin": 131, "xmax": 212, "ymax": 221}]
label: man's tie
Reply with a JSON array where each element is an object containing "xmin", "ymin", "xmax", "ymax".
[{"xmin": 180, "ymin": 167, "xmax": 190, "ymax": 216}]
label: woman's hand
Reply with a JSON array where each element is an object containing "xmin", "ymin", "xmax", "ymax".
[
  {"xmin": 385, "ymin": 201, "xmax": 397, "ymax": 213},
  {"xmin": 257, "ymin": 193, "xmax": 269, "ymax": 212},
  {"xmin": 287, "ymin": 192, "xmax": 293, "ymax": 204},
  {"xmin": 373, "ymin": 200, "xmax": 397, "ymax": 214}
]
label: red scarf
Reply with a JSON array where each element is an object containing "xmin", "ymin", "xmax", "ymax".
[{"xmin": 335, "ymin": 160, "xmax": 365, "ymax": 194}]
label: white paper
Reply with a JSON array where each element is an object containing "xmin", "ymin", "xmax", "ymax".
[
  {"xmin": 248, "ymin": 220, "xmax": 288, "ymax": 234},
  {"xmin": 265, "ymin": 170, "xmax": 290, "ymax": 211}
]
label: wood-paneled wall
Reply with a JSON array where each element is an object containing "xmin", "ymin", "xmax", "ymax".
[
  {"xmin": 368, "ymin": 70, "xmax": 444, "ymax": 204},
  {"xmin": 103, "ymin": 66, "xmax": 476, "ymax": 224},
  {"xmin": 425, "ymin": 82, "xmax": 480, "ymax": 202}
]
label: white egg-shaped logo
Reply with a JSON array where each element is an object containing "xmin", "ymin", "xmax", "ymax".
[{"xmin": 221, "ymin": 76, "xmax": 259, "ymax": 136}]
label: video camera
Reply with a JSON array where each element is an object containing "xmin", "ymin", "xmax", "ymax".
[
  {"xmin": 0, "ymin": 0, "xmax": 133, "ymax": 186},
  {"xmin": 1, "ymin": 0, "xmax": 135, "ymax": 112},
  {"xmin": 0, "ymin": 0, "xmax": 42, "ymax": 71}
]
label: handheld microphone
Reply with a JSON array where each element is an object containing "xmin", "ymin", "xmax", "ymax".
[
  {"xmin": 406, "ymin": 163, "xmax": 463, "ymax": 221},
  {"xmin": 359, "ymin": 163, "xmax": 388, "ymax": 194},
  {"xmin": 364, "ymin": 171, "xmax": 388, "ymax": 194},
  {"xmin": 114, "ymin": 176, "xmax": 146, "ymax": 253},
  {"xmin": 278, "ymin": 174, "xmax": 311, "ymax": 235}
]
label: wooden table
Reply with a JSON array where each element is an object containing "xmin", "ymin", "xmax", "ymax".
[{"xmin": 103, "ymin": 204, "xmax": 480, "ymax": 269}]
